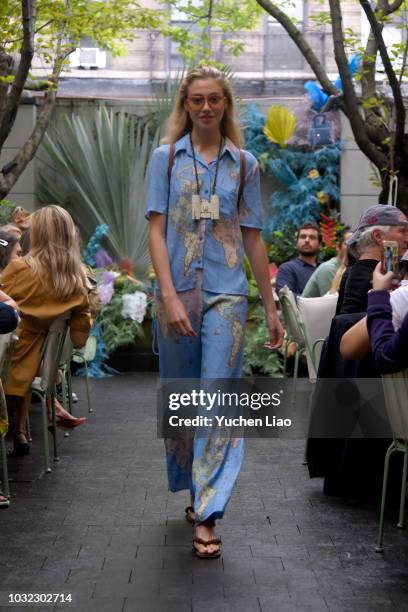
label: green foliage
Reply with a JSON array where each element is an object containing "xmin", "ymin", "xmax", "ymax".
[
  {"xmin": 162, "ymin": 0, "xmax": 262, "ymax": 63},
  {"xmin": 267, "ymin": 229, "xmax": 298, "ymax": 266},
  {"xmin": 1, "ymin": 0, "xmax": 167, "ymax": 60},
  {"xmin": 0, "ymin": 199, "xmax": 16, "ymax": 224},
  {"xmin": 38, "ymin": 107, "xmax": 158, "ymax": 280},
  {"xmin": 98, "ymin": 278, "xmax": 148, "ymax": 354},
  {"xmin": 244, "ymin": 256, "xmax": 260, "ymax": 303},
  {"xmin": 244, "ymin": 305, "xmax": 284, "ymax": 377}
]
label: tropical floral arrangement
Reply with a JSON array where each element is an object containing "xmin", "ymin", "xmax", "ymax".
[
  {"xmin": 243, "ymin": 102, "xmax": 343, "ymax": 261},
  {"xmin": 81, "ymin": 224, "xmax": 154, "ymax": 377}
]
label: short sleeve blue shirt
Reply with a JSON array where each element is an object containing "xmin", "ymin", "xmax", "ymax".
[{"xmin": 144, "ymin": 133, "xmax": 263, "ymax": 296}]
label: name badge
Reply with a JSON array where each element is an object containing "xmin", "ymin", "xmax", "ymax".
[{"xmin": 192, "ymin": 195, "xmax": 219, "ymax": 220}]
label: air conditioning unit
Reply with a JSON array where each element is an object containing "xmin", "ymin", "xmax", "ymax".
[{"xmin": 69, "ymin": 47, "xmax": 107, "ymax": 69}]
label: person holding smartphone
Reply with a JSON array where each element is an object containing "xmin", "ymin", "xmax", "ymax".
[{"xmin": 145, "ymin": 66, "xmax": 284, "ymax": 558}]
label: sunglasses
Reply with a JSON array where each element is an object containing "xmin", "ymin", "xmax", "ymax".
[{"xmin": 186, "ymin": 95, "xmax": 226, "ymax": 110}]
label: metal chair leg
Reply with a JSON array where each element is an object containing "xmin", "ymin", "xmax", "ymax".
[
  {"xmin": 66, "ymin": 367, "xmax": 74, "ymax": 415},
  {"xmin": 60, "ymin": 369, "xmax": 68, "ymax": 412},
  {"xmin": 283, "ymin": 339, "xmax": 288, "ymax": 379},
  {"xmin": 82, "ymin": 359, "xmax": 92, "ymax": 413},
  {"xmin": 51, "ymin": 392, "xmax": 59, "ymax": 462},
  {"xmin": 26, "ymin": 413, "xmax": 32, "ymax": 442},
  {"xmin": 291, "ymin": 346, "xmax": 300, "ymax": 404},
  {"xmin": 397, "ymin": 448, "xmax": 408, "ymax": 529},
  {"xmin": 40, "ymin": 394, "xmax": 51, "ymax": 474},
  {"xmin": 376, "ymin": 443, "xmax": 395, "ymax": 552},
  {"xmin": 1, "ymin": 435, "xmax": 10, "ymax": 500}
]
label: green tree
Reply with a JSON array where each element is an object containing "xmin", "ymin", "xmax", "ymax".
[
  {"xmin": 0, "ymin": 0, "xmax": 262, "ymax": 201},
  {"xmin": 255, "ymin": 0, "xmax": 408, "ymax": 211},
  {"xmin": 162, "ymin": 0, "xmax": 262, "ymax": 61},
  {"xmin": 0, "ymin": 0, "xmax": 169, "ymax": 200}
]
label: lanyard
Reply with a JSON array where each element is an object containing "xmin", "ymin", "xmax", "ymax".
[{"xmin": 189, "ymin": 132, "xmax": 223, "ymax": 198}]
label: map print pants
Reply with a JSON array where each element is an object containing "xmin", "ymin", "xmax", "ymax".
[{"xmin": 155, "ymin": 274, "xmax": 247, "ymax": 524}]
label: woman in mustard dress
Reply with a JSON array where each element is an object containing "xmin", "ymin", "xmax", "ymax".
[{"xmin": 1, "ymin": 205, "xmax": 91, "ymax": 456}]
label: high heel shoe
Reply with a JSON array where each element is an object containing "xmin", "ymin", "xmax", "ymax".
[
  {"xmin": 13, "ymin": 431, "xmax": 30, "ymax": 456},
  {"xmin": 56, "ymin": 415, "xmax": 86, "ymax": 430}
]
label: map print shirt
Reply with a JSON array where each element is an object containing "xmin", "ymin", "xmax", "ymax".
[{"xmin": 144, "ymin": 133, "xmax": 263, "ymax": 296}]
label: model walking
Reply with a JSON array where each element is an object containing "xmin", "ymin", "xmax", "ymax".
[{"xmin": 145, "ymin": 66, "xmax": 283, "ymax": 558}]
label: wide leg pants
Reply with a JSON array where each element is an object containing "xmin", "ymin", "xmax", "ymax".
[{"xmin": 156, "ymin": 277, "xmax": 247, "ymax": 523}]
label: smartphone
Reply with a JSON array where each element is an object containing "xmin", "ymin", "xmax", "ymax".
[{"xmin": 381, "ymin": 240, "xmax": 400, "ymax": 282}]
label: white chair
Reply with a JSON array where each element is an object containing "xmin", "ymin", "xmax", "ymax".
[
  {"xmin": 376, "ymin": 371, "xmax": 408, "ymax": 552},
  {"xmin": 297, "ymin": 294, "xmax": 338, "ymax": 382}
]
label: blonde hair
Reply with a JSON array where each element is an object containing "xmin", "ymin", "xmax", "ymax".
[
  {"xmin": 328, "ymin": 263, "xmax": 346, "ymax": 294},
  {"xmin": 25, "ymin": 205, "xmax": 87, "ymax": 301},
  {"xmin": 161, "ymin": 66, "xmax": 243, "ymax": 147}
]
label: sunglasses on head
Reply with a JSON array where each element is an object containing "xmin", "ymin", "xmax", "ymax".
[{"xmin": 186, "ymin": 94, "xmax": 226, "ymax": 110}]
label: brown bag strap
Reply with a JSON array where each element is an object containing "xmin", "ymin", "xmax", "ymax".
[
  {"xmin": 237, "ymin": 150, "xmax": 246, "ymax": 208},
  {"xmin": 168, "ymin": 143, "xmax": 175, "ymax": 182}
]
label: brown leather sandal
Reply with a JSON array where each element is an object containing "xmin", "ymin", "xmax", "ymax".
[
  {"xmin": 192, "ymin": 536, "xmax": 222, "ymax": 559},
  {"xmin": 185, "ymin": 505, "xmax": 195, "ymax": 524}
]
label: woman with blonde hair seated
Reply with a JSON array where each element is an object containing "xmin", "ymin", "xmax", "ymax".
[{"xmin": 1, "ymin": 205, "xmax": 91, "ymax": 456}]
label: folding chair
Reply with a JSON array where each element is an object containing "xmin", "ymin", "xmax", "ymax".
[
  {"xmin": 70, "ymin": 339, "xmax": 94, "ymax": 413},
  {"xmin": 297, "ymin": 294, "xmax": 338, "ymax": 382},
  {"xmin": 278, "ymin": 286, "xmax": 305, "ymax": 395},
  {"xmin": 376, "ymin": 371, "xmax": 408, "ymax": 552},
  {"xmin": 30, "ymin": 313, "xmax": 70, "ymax": 474},
  {"xmin": 0, "ymin": 331, "xmax": 18, "ymax": 505}
]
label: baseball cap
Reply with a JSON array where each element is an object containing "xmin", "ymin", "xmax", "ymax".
[{"xmin": 347, "ymin": 204, "xmax": 408, "ymax": 246}]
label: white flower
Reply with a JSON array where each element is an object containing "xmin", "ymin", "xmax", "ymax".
[{"xmin": 121, "ymin": 291, "xmax": 147, "ymax": 323}]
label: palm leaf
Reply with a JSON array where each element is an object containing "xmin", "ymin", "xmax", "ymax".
[{"xmin": 38, "ymin": 107, "xmax": 159, "ymax": 279}]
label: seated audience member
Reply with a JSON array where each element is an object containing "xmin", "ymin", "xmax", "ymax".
[
  {"xmin": 0, "ymin": 224, "xmax": 22, "ymax": 240},
  {"xmin": 0, "ymin": 230, "xmax": 22, "ymax": 271},
  {"xmin": 307, "ymin": 207, "xmax": 408, "ymax": 502},
  {"xmin": 367, "ymin": 262, "xmax": 408, "ymax": 372},
  {"xmin": 11, "ymin": 207, "xmax": 31, "ymax": 232},
  {"xmin": 1, "ymin": 205, "xmax": 91, "ymax": 456},
  {"xmin": 336, "ymin": 204, "xmax": 408, "ymax": 315},
  {"xmin": 0, "ymin": 290, "xmax": 19, "ymax": 507},
  {"xmin": 0, "ymin": 289, "xmax": 19, "ymax": 333},
  {"xmin": 340, "ymin": 250, "xmax": 408, "ymax": 361},
  {"xmin": 276, "ymin": 222, "xmax": 320, "ymax": 295},
  {"xmin": 302, "ymin": 227, "xmax": 351, "ymax": 297}
]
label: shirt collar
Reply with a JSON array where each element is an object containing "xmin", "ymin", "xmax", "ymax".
[
  {"xmin": 175, "ymin": 133, "xmax": 239, "ymax": 162},
  {"xmin": 296, "ymin": 257, "xmax": 318, "ymax": 268}
]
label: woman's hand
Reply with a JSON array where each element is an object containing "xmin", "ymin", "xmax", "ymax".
[
  {"xmin": 264, "ymin": 311, "xmax": 284, "ymax": 350},
  {"xmin": 372, "ymin": 261, "xmax": 393, "ymax": 291},
  {"xmin": 163, "ymin": 295, "xmax": 197, "ymax": 337}
]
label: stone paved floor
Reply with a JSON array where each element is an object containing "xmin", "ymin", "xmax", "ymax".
[{"xmin": 1, "ymin": 373, "xmax": 408, "ymax": 612}]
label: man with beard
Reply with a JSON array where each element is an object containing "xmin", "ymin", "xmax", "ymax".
[{"xmin": 276, "ymin": 222, "xmax": 320, "ymax": 295}]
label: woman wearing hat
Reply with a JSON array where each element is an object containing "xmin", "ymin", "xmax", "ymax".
[{"xmin": 336, "ymin": 204, "xmax": 408, "ymax": 315}]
